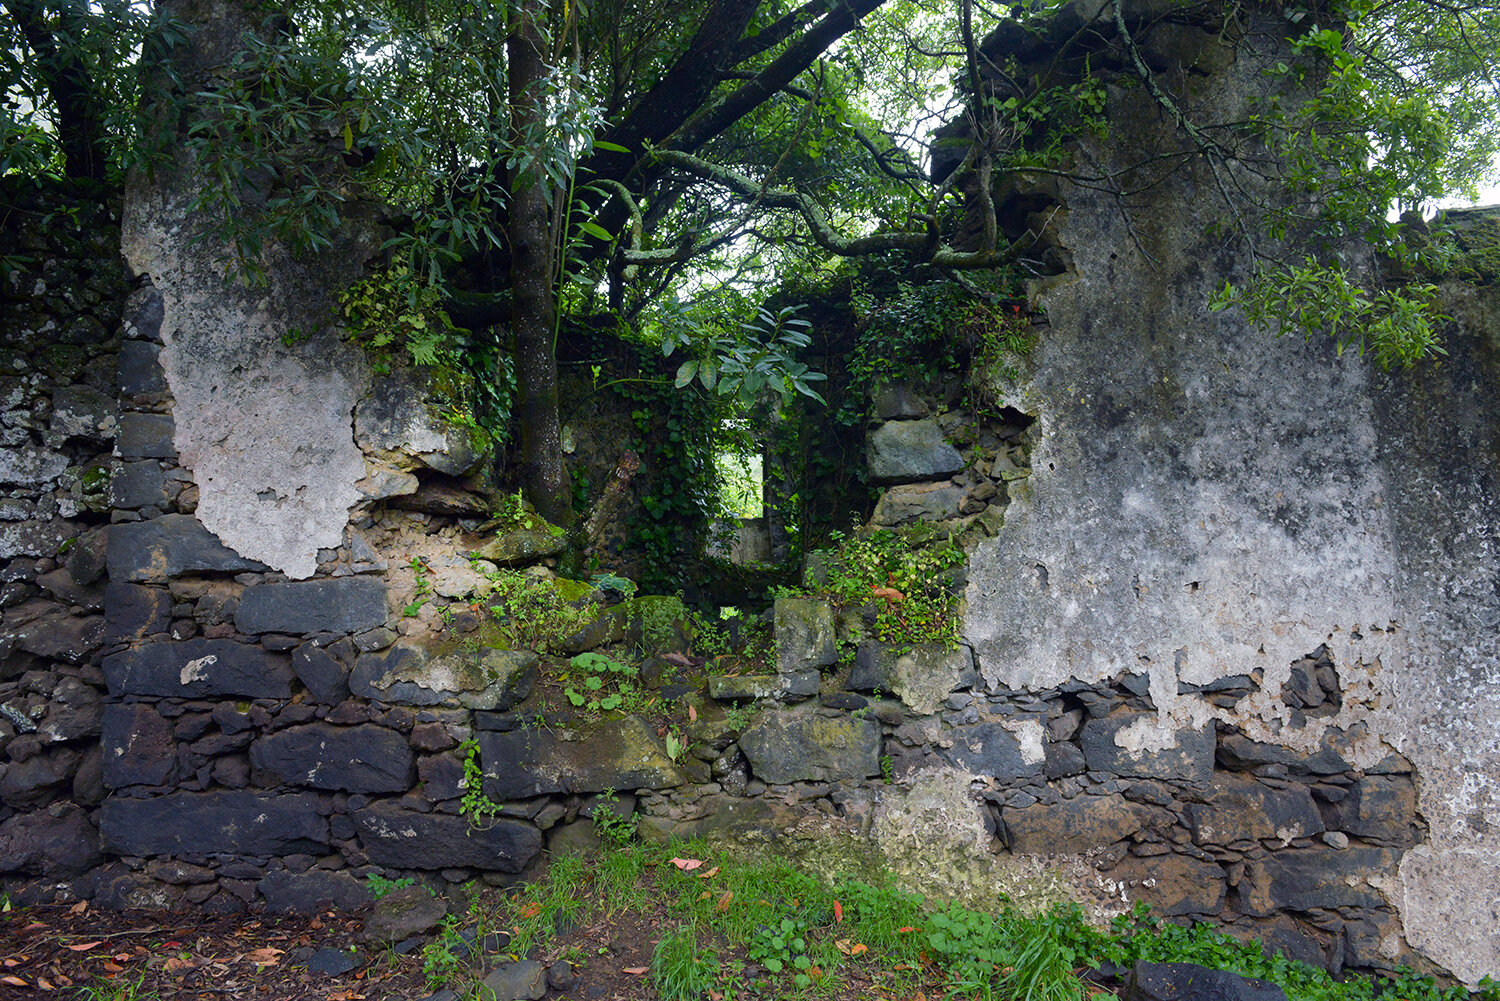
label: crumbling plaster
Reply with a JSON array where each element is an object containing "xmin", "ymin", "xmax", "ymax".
[
  {"xmin": 120, "ymin": 183, "xmax": 375, "ymax": 580},
  {"xmin": 959, "ymin": 26, "xmax": 1500, "ymax": 984}
]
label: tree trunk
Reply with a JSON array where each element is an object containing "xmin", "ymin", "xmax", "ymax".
[{"xmin": 507, "ymin": 0, "xmax": 571, "ymax": 525}]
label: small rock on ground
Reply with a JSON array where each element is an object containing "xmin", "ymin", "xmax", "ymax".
[{"xmin": 483, "ymin": 958, "xmax": 548, "ymax": 1000}]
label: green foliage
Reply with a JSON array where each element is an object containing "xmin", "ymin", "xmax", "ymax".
[
  {"xmin": 483, "ymin": 570, "xmax": 598, "ymax": 654},
  {"xmin": 840, "ymin": 265, "xmax": 1024, "ymax": 426},
  {"xmin": 564, "ymin": 652, "xmax": 641, "ymax": 713},
  {"xmin": 591, "ymin": 790, "xmax": 640, "ymax": 846},
  {"xmin": 1221, "ymin": 4, "xmax": 1498, "ymax": 363},
  {"xmin": 364, "ymin": 873, "xmax": 416, "ymax": 900},
  {"xmin": 420, "ymin": 914, "xmax": 470, "ymax": 991},
  {"xmin": 590, "ymin": 572, "xmax": 637, "ymax": 599},
  {"xmin": 457, "ymin": 739, "xmax": 502, "ymax": 828},
  {"xmin": 662, "ymin": 300, "xmax": 827, "ymax": 407},
  {"xmin": 749, "ymin": 916, "xmax": 815, "ymax": 988},
  {"xmin": 1211, "ymin": 260, "xmax": 1448, "ymax": 370},
  {"xmin": 790, "ymin": 528, "xmax": 967, "ymax": 648},
  {"xmin": 338, "ymin": 263, "xmax": 462, "ymax": 369},
  {"xmin": 652, "ymin": 924, "xmax": 722, "ymax": 1001}
]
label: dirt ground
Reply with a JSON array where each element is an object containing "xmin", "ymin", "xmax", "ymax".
[{"xmin": 0, "ymin": 892, "xmax": 937, "ymax": 1001}]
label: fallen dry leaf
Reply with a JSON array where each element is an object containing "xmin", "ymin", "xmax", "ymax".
[
  {"xmin": 871, "ymin": 586, "xmax": 905, "ymax": 602},
  {"xmin": 670, "ymin": 857, "xmax": 704, "ymax": 871},
  {"xmin": 695, "ymin": 866, "xmax": 720, "ymax": 879},
  {"xmin": 37, "ymin": 976, "xmax": 54, "ymax": 990},
  {"xmin": 163, "ymin": 956, "xmax": 197, "ymax": 973},
  {"xmin": 64, "ymin": 942, "xmax": 102, "ymax": 952},
  {"xmin": 623, "ymin": 966, "xmax": 648, "ymax": 975},
  {"xmin": 1, "ymin": 975, "xmax": 28, "ymax": 987},
  {"xmin": 833, "ymin": 900, "xmax": 843, "ymax": 923},
  {"xmin": 516, "ymin": 901, "xmax": 543, "ymax": 919},
  {"xmin": 850, "ymin": 943, "xmax": 868, "ymax": 957},
  {"xmin": 688, "ymin": 705, "xmax": 698, "ymax": 722},
  {"xmin": 715, "ymin": 890, "xmax": 733, "ymax": 913},
  {"xmin": 247, "ymin": 948, "xmax": 283, "ymax": 967},
  {"xmin": 68, "ymin": 902, "xmax": 88, "ymax": 915}
]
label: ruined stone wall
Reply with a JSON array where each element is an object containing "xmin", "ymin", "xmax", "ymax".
[
  {"xmin": 1, "ymin": 0, "xmax": 1496, "ymax": 992},
  {"xmin": 0, "ymin": 179, "xmax": 126, "ymax": 892}
]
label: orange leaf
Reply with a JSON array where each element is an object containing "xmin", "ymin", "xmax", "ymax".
[
  {"xmin": 164, "ymin": 956, "xmax": 197, "ymax": 973},
  {"xmin": 695, "ymin": 866, "xmax": 720, "ymax": 879},
  {"xmin": 65, "ymin": 942, "xmax": 102, "ymax": 952},
  {"xmin": 247, "ymin": 948, "xmax": 283, "ymax": 967},
  {"xmin": 850, "ymin": 943, "xmax": 868, "ymax": 956},
  {"xmin": 516, "ymin": 902, "xmax": 543, "ymax": 920},
  {"xmin": 101, "ymin": 962, "xmax": 123, "ymax": 974},
  {"xmin": 112, "ymin": 953, "xmax": 133, "ymax": 962},
  {"xmin": 68, "ymin": 902, "xmax": 88, "ymax": 915},
  {"xmin": 898, "ymin": 926, "xmax": 918, "ymax": 933},
  {"xmin": 709, "ymin": 992, "xmax": 723, "ymax": 1001},
  {"xmin": 670, "ymin": 857, "xmax": 704, "ymax": 871},
  {"xmin": 623, "ymin": 967, "xmax": 648, "ymax": 975},
  {"xmin": 1, "ymin": 976, "xmax": 28, "ymax": 987},
  {"xmin": 1, "ymin": 959, "xmax": 17, "ymax": 968},
  {"xmin": 715, "ymin": 890, "xmax": 733, "ymax": 913},
  {"xmin": 833, "ymin": 900, "xmax": 843, "ymax": 923},
  {"xmin": 688, "ymin": 705, "xmax": 698, "ymax": 722},
  {"xmin": 871, "ymin": 586, "xmax": 905, "ymax": 602}
]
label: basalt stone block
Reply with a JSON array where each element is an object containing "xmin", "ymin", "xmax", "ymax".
[
  {"xmin": 1123, "ymin": 963, "xmax": 1286, "ymax": 1001},
  {"xmin": 292, "ymin": 642, "xmax": 350, "ymax": 704},
  {"xmin": 123, "ymin": 285, "xmax": 165, "ymax": 342},
  {"xmin": 250, "ymin": 723, "xmax": 413, "ymax": 793},
  {"xmin": 257, "ymin": 869, "xmax": 374, "ymax": 912},
  {"xmin": 870, "ymin": 482, "xmax": 966, "ymax": 526},
  {"xmin": 1080, "ymin": 713, "xmax": 1214, "ymax": 783},
  {"xmin": 707, "ymin": 671, "xmax": 818, "ymax": 701},
  {"xmin": 115, "ymin": 413, "xmax": 176, "ymax": 460},
  {"xmin": 65, "ymin": 526, "xmax": 110, "ymax": 585},
  {"xmin": 1106, "ymin": 854, "xmax": 1225, "ymax": 917},
  {"xmin": 943, "ymin": 722, "xmax": 1044, "ymax": 781},
  {"xmin": 1002, "ymin": 795, "xmax": 1145, "ymax": 853},
  {"xmin": 100, "ymin": 791, "xmax": 329, "ymax": 857},
  {"xmin": 774, "ymin": 598, "xmax": 836, "ymax": 673},
  {"xmin": 1184, "ymin": 774, "xmax": 1324, "ymax": 845},
  {"xmin": 13, "ymin": 610, "xmax": 105, "ymax": 663},
  {"xmin": 353, "ymin": 802, "xmax": 541, "ymax": 871},
  {"xmin": 235, "ymin": 577, "xmax": 387, "ymax": 636},
  {"xmin": 104, "ymin": 581, "xmax": 171, "ymax": 642},
  {"xmin": 738, "ymin": 709, "xmax": 882, "ymax": 785},
  {"xmin": 0, "ymin": 802, "xmax": 101, "ymax": 876},
  {"xmin": 110, "ymin": 460, "xmax": 170, "ymax": 510},
  {"xmin": 107, "ymin": 514, "xmax": 267, "ymax": 582},
  {"xmin": 352, "ymin": 640, "xmax": 536, "ymax": 709},
  {"xmin": 1, "ymin": 747, "xmax": 79, "ymax": 808},
  {"xmin": 101, "ymin": 703, "xmax": 176, "ymax": 788},
  {"xmin": 867, "ymin": 418, "xmax": 964, "ymax": 484},
  {"xmin": 479, "ymin": 715, "xmax": 684, "ymax": 800},
  {"xmin": 1043, "ymin": 740, "xmax": 1087, "ymax": 779},
  {"xmin": 102, "ymin": 637, "xmax": 292, "ymax": 698},
  {"xmin": 117, "ymin": 339, "xmax": 167, "ymax": 395},
  {"xmin": 847, "ymin": 642, "xmax": 977, "ymax": 715},
  {"xmin": 1318, "ymin": 775, "xmax": 1419, "ymax": 845},
  {"xmin": 1240, "ymin": 847, "xmax": 1398, "ymax": 913},
  {"xmin": 1216, "ymin": 732, "xmax": 1351, "ymax": 775}
]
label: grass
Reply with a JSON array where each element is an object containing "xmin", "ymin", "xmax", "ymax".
[{"xmin": 432, "ymin": 838, "xmax": 1499, "ymax": 1001}]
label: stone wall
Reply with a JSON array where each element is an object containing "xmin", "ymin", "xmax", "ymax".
[
  {"xmin": 1, "ymin": 0, "xmax": 1497, "ymax": 991},
  {"xmin": 0, "ymin": 178, "xmax": 126, "ymax": 894}
]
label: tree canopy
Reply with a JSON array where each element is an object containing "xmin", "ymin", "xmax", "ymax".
[{"xmin": 4, "ymin": 0, "xmax": 1498, "ymax": 519}]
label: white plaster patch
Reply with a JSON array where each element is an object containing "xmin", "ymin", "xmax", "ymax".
[
  {"xmin": 180, "ymin": 654, "xmax": 216, "ymax": 685},
  {"xmin": 1003, "ymin": 718, "xmax": 1047, "ymax": 765},
  {"xmin": 121, "ymin": 172, "xmax": 375, "ymax": 579}
]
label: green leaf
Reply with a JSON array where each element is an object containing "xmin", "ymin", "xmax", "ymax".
[
  {"xmin": 593, "ymin": 140, "xmax": 630, "ymax": 153},
  {"xmin": 675, "ymin": 359, "xmax": 699, "ymax": 388},
  {"xmin": 579, "ymin": 220, "xmax": 614, "ymax": 241}
]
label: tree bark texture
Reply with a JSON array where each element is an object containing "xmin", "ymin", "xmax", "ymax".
[{"xmin": 508, "ymin": 0, "xmax": 571, "ymax": 525}]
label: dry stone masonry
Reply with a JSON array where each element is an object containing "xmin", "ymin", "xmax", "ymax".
[{"xmin": 1, "ymin": 0, "xmax": 1498, "ymax": 991}]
